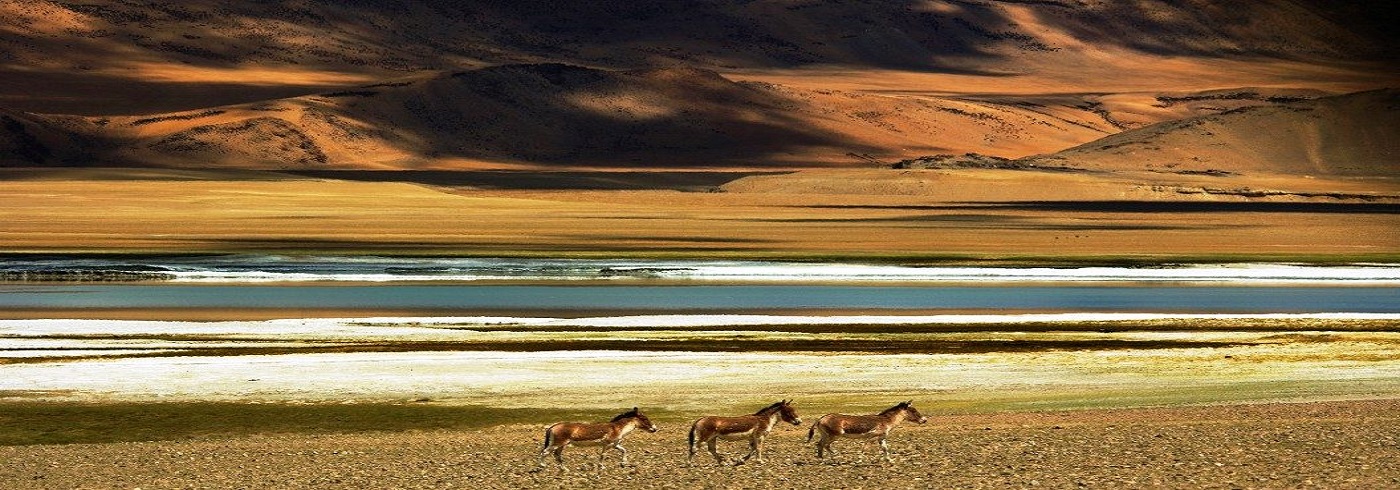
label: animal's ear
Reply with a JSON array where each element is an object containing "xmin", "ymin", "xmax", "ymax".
[{"xmin": 632, "ymin": 406, "xmax": 639, "ymax": 412}]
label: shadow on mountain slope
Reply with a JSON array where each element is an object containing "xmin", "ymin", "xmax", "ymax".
[{"xmin": 4, "ymin": 0, "xmax": 1396, "ymax": 115}]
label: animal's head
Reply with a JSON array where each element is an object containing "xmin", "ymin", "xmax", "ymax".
[
  {"xmin": 897, "ymin": 400, "xmax": 928, "ymax": 424},
  {"xmin": 618, "ymin": 407, "xmax": 659, "ymax": 432},
  {"xmin": 779, "ymin": 399, "xmax": 803, "ymax": 426}
]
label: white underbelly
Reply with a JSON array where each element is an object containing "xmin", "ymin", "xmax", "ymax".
[
  {"xmin": 717, "ymin": 430, "xmax": 755, "ymax": 441},
  {"xmin": 569, "ymin": 439, "xmax": 609, "ymax": 447},
  {"xmin": 836, "ymin": 432, "xmax": 882, "ymax": 440}
]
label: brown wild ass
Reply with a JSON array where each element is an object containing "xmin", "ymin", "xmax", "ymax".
[
  {"xmin": 687, "ymin": 400, "xmax": 803, "ymax": 465},
  {"xmin": 538, "ymin": 407, "xmax": 659, "ymax": 471},
  {"xmin": 808, "ymin": 401, "xmax": 928, "ymax": 462}
]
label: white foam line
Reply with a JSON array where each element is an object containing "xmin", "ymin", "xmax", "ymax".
[
  {"xmin": 158, "ymin": 262, "xmax": 1400, "ymax": 284},
  {"xmin": 342, "ymin": 312, "xmax": 1400, "ymax": 328}
]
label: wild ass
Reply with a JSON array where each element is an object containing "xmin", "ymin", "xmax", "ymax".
[
  {"xmin": 808, "ymin": 401, "xmax": 928, "ymax": 462},
  {"xmin": 687, "ymin": 400, "xmax": 802, "ymax": 465},
  {"xmin": 538, "ymin": 407, "xmax": 659, "ymax": 471}
]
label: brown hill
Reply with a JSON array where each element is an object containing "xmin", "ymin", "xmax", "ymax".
[
  {"xmin": 4, "ymin": 65, "xmax": 1329, "ymax": 169},
  {"xmin": 1, "ymin": 1, "xmax": 1395, "ymax": 171},
  {"xmin": 1, "ymin": 0, "xmax": 1395, "ymax": 115},
  {"xmin": 1023, "ymin": 89, "xmax": 1400, "ymax": 177},
  {"xmin": 0, "ymin": 110, "xmax": 93, "ymax": 166}
]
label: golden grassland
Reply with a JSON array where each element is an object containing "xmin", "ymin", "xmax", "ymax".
[{"xmin": 0, "ymin": 168, "xmax": 1396, "ymax": 262}]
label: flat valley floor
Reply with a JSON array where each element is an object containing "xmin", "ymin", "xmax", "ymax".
[{"xmin": 1, "ymin": 168, "xmax": 1396, "ymax": 261}]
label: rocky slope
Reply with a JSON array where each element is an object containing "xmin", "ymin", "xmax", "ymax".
[{"xmin": 1023, "ymin": 89, "xmax": 1400, "ymax": 177}]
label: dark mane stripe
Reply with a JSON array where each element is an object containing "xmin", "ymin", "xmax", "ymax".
[
  {"xmin": 754, "ymin": 401, "xmax": 785, "ymax": 415},
  {"xmin": 879, "ymin": 402, "xmax": 909, "ymax": 416},
  {"xmin": 611, "ymin": 408, "xmax": 639, "ymax": 422}
]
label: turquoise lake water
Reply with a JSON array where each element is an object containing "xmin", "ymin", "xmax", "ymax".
[{"xmin": 2, "ymin": 284, "xmax": 1396, "ymax": 313}]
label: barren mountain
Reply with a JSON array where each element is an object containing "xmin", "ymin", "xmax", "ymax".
[
  {"xmin": 5, "ymin": 64, "xmax": 1340, "ymax": 169},
  {"xmin": 1, "ymin": 0, "xmax": 1395, "ymax": 115},
  {"xmin": 0, "ymin": 1, "xmax": 1395, "ymax": 173},
  {"xmin": 1024, "ymin": 89, "xmax": 1400, "ymax": 177},
  {"xmin": 6, "ymin": 0, "xmax": 1390, "ymax": 74}
]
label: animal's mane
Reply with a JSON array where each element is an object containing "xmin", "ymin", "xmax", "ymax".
[
  {"xmin": 754, "ymin": 401, "xmax": 786, "ymax": 415},
  {"xmin": 879, "ymin": 402, "xmax": 909, "ymax": 416},
  {"xmin": 611, "ymin": 408, "xmax": 639, "ymax": 422}
]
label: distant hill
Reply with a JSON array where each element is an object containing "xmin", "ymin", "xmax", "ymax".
[
  {"xmin": 1, "ymin": 0, "xmax": 1395, "ymax": 115},
  {"xmin": 3, "ymin": 0, "xmax": 1392, "ymax": 74},
  {"xmin": 5, "ymin": 64, "xmax": 1332, "ymax": 169},
  {"xmin": 1022, "ymin": 89, "xmax": 1400, "ymax": 177},
  {"xmin": 0, "ymin": 1, "xmax": 1395, "ymax": 171},
  {"xmin": 0, "ymin": 110, "xmax": 89, "ymax": 166}
]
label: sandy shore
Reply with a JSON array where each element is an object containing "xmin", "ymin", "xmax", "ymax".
[
  {"xmin": 4, "ymin": 314, "xmax": 1397, "ymax": 413},
  {"xmin": 2, "ymin": 399, "xmax": 1396, "ymax": 489}
]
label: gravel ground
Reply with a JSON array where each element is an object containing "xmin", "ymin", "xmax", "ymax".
[{"xmin": 3, "ymin": 399, "xmax": 1397, "ymax": 489}]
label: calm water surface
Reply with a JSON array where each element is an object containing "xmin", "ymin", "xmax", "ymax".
[{"xmin": 1, "ymin": 285, "xmax": 1396, "ymax": 313}]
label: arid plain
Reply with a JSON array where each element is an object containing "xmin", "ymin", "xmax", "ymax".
[
  {"xmin": 1, "ymin": 165, "xmax": 1397, "ymax": 260},
  {"xmin": 2, "ymin": 1, "xmax": 1399, "ymax": 488}
]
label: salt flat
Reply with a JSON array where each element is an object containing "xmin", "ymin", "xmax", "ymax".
[{"xmin": 4, "ymin": 314, "xmax": 1397, "ymax": 414}]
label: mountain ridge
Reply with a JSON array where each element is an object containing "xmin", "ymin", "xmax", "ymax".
[
  {"xmin": 1, "ymin": 1, "xmax": 1395, "ymax": 175},
  {"xmin": 5, "ymin": 64, "xmax": 1356, "ymax": 170}
]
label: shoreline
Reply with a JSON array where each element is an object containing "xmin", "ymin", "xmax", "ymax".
[
  {"xmin": 5, "ymin": 250, "xmax": 1400, "ymax": 269},
  {"xmin": 4, "ymin": 307, "xmax": 1400, "ymax": 321}
]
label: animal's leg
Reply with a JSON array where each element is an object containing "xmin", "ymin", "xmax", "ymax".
[
  {"xmin": 616, "ymin": 444, "xmax": 630, "ymax": 466},
  {"xmin": 595, "ymin": 445, "xmax": 611, "ymax": 471},
  {"xmin": 553, "ymin": 444, "xmax": 569, "ymax": 472},
  {"xmin": 538, "ymin": 429, "xmax": 556, "ymax": 467},
  {"xmin": 537, "ymin": 444, "xmax": 551, "ymax": 467},
  {"xmin": 750, "ymin": 436, "xmax": 765, "ymax": 464},
  {"xmin": 879, "ymin": 437, "xmax": 892, "ymax": 462},
  {"xmin": 815, "ymin": 434, "xmax": 830, "ymax": 460},
  {"xmin": 706, "ymin": 438, "xmax": 724, "ymax": 465}
]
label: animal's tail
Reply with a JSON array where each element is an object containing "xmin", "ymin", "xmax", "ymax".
[
  {"xmin": 687, "ymin": 420, "xmax": 698, "ymax": 458},
  {"xmin": 542, "ymin": 424, "xmax": 555, "ymax": 451},
  {"xmin": 807, "ymin": 424, "xmax": 817, "ymax": 442}
]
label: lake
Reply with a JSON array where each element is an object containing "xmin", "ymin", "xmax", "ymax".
[{"xmin": 1, "ymin": 284, "xmax": 1397, "ymax": 313}]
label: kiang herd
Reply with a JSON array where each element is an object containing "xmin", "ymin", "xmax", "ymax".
[{"xmin": 538, "ymin": 400, "xmax": 928, "ymax": 470}]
